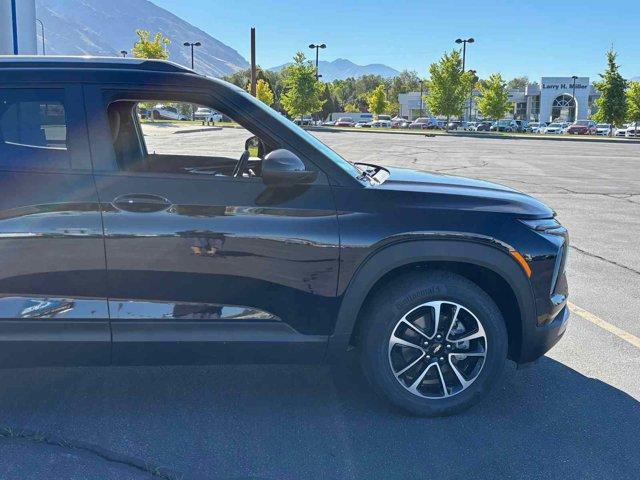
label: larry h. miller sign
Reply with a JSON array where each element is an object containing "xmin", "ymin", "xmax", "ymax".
[{"xmin": 539, "ymin": 77, "xmax": 590, "ymax": 122}]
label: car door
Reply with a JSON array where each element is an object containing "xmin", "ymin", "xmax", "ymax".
[
  {"xmin": 84, "ymin": 84, "xmax": 340, "ymax": 365},
  {"xmin": 0, "ymin": 84, "xmax": 110, "ymax": 367}
]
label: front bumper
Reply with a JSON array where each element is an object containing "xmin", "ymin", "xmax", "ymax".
[{"xmin": 518, "ymin": 300, "xmax": 569, "ymax": 363}]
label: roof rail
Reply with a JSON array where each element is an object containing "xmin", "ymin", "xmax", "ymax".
[{"xmin": 0, "ymin": 55, "xmax": 194, "ymax": 74}]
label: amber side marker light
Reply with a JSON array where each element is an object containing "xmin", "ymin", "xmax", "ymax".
[{"xmin": 510, "ymin": 251, "xmax": 532, "ymax": 278}]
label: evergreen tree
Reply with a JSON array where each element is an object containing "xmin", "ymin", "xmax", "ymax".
[{"xmin": 592, "ymin": 49, "xmax": 628, "ymax": 129}]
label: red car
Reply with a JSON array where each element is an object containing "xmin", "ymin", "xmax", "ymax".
[
  {"xmin": 334, "ymin": 117, "xmax": 355, "ymax": 127},
  {"xmin": 566, "ymin": 120, "xmax": 596, "ymax": 135}
]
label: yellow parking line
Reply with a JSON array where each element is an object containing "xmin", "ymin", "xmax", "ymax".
[{"xmin": 568, "ymin": 302, "xmax": 640, "ymax": 349}]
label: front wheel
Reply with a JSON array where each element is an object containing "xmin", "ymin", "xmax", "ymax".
[{"xmin": 359, "ymin": 271, "xmax": 507, "ymax": 416}]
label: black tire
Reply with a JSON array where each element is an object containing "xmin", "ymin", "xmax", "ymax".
[{"xmin": 359, "ymin": 270, "xmax": 507, "ymax": 416}]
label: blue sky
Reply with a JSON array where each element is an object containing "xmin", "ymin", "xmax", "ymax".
[{"xmin": 152, "ymin": 0, "xmax": 640, "ymax": 81}]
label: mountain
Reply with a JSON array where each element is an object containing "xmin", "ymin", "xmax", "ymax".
[
  {"xmin": 35, "ymin": 0, "xmax": 248, "ymax": 77},
  {"xmin": 270, "ymin": 58, "xmax": 400, "ymax": 81}
]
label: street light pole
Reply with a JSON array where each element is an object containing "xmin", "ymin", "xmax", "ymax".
[
  {"xmin": 183, "ymin": 41, "xmax": 202, "ymax": 70},
  {"xmin": 571, "ymin": 75, "xmax": 578, "ymax": 122},
  {"xmin": 419, "ymin": 80, "xmax": 424, "ymax": 118},
  {"xmin": 455, "ymin": 37, "xmax": 475, "ymax": 121},
  {"xmin": 36, "ymin": 18, "xmax": 45, "ymax": 55},
  {"xmin": 183, "ymin": 41, "xmax": 202, "ymax": 121},
  {"xmin": 308, "ymin": 43, "xmax": 326, "ymax": 80}
]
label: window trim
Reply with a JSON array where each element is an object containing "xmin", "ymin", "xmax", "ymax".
[{"xmin": 83, "ymin": 84, "xmax": 329, "ymax": 186}]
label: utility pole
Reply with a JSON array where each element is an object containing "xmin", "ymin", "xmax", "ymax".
[
  {"xmin": 571, "ymin": 75, "xmax": 578, "ymax": 122},
  {"xmin": 250, "ymin": 27, "xmax": 257, "ymax": 96},
  {"xmin": 308, "ymin": 43, "xmax": 326, "ymax": 80}
]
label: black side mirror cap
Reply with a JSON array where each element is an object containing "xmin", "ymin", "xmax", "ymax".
[{"xmin": 262, "ymin": 149, "xmax": 317, "ymax": 187}]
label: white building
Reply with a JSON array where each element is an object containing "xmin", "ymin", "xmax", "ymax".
[{"xmin": 398, "ymin": 76, "xmax": 600, "ymax": 122}]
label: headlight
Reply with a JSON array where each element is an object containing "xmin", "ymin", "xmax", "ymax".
[{"xmin": 519, "ymin": 218, "xmax": 563, "ymax": 233}]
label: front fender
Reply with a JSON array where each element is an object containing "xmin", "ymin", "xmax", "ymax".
[{"xmin": 325, "ymin": 237, "xmax": 535, "ymax": 362}]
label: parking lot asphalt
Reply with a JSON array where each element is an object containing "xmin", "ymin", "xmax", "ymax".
[{"xmin": 0, "ymin": 128, "xmax": 638, "ymax": 480}]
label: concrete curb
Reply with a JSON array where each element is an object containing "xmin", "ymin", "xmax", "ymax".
[
  {"xmin": 307, "ymin": 126, "xmax": 640, "ymax": 144},
  {"xmin": 172, "ymin": 126, "xmax": 222, "ymax": 134}
]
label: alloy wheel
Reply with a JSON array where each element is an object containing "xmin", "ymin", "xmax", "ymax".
[{"xmin": 388, "ymin": 301, "xmax": 488, "ymax": 399}]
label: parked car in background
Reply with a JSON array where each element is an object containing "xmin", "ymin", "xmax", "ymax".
[
  {"xmin": 322, "ymin": 120, "xmax": 336, "ymax": 126},
  {"xmin": 150, "ymin": 104, "xmax": 189, "ymax": 121},
  {"xmin": 370, "ymin": 120, "xmax": 390, "ymax": 128},
  {"xmin": 294, "ymin": 116, "xmax": 314, "ymax": 126},
  {"xmin": 354, "ymin": 121, "xmax": 372, "ymax": 128},
  {"xmin": 491, "ymin": 119, "xmax": 518, "ymax": 132},
  {"xmin": 475, "ymin": 121, "xmax": 493, "ymax": 131},
  {"xmin": 391, "ymin": 116, "xmax": 409, "ymax": 128},
  {"xmin": 334, "ymin": 117, "xmax": 355, "ymax": 127},
  {"xmin": 194, "ymin": 107, "xmax": 223, "ymax": 124},
  {"xmin": 566, "ymin": 120, "xmax": 596, "ymax": 135},
  {"xmin": 447, "ymin": 121, "xmax": 462, "ymax": 130},
  {"xmin": 526, "ymin": 122, "xmax": 541, "ymax": 133},
  {"xmin": 514, "ymin": 120, "xmax": 526, "ymax": 132},
  {"xmin": 464, "ymin": 121, "xmax": 478, "ymax": 131},
  {"xmin": 409, "ymin": 117, "xmax": 435, "ymax": 129},
  {"xmin": 626, "ymin": 124, "xmax": 640, "ymax": 137},
  {"xmin": 614, "ymin": 125, "xmax": 629, "ymax": 137},
  {"xmin": 543, "ymin": 122, "xmax": 565, "ymax": 134},
  {"xmin": 595, "ymin": 123, "xmax": 612, "ymax": 136}
]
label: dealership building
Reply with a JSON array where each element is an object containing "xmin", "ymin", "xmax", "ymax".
[{"xmin": 399, "ymin": 77, "xmax": 600, "ymax": 122}]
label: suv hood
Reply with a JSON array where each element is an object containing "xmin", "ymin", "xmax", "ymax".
[{"xmin": 376, "ymin": 166, "xmax": 554, "ymax": 217}]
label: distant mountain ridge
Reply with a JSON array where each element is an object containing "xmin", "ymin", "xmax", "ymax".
[
  {"xmin": 269, "ymin": 58, "xmax": 400, "ymax": 81},
  {"xmin": 35, "ymin": 0, "xmax": 249, "ymax": 77}
]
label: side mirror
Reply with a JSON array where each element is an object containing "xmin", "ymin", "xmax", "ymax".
[{"xmin": 262, "ymin": 149, "xmax": 317, "ymax": 187}]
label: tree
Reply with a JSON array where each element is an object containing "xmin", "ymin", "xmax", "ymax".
[
  {"xmin": 367, "ymin": 84, "xmax": 388, "ymax": 115},
  {"xmin": 250, "ymin": 79, "xmax": 274, "ymax": 106},
  {"xmin": 506, "ymin": 76, "xmax": 529, "ymax": 90},
  {"xmin": 627, "ymin": 81, "xmax": 640, "ymax": 129},
  {"xmin": 280, "ymin": 52, "xmax": 325, "ymax": 118},
  {"xmin": 319, "ymin": 84, "xmax": 338, "ymax": 120},
  {"xmin": 385, "ymin": 70, "xmax": 422, "ymax": 116},
  {"xmin": 132, "ymin": 30, "xmax": 170, "ymax": 60},
  {"xmin": 344, "ymin": 103, "xmax": 360, "ymax": 113},
  {"xmin": 476, "ymin": 73, "xmax": 511, "ymax": 120},
  {"xmin": 592, "ymin": 49, "xmax": 628, "ymax": 129},
  {"xmin": 424, "ymin": 50, "xmax": 475, "ymax": 128}
]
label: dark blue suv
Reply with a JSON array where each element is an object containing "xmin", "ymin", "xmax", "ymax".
[{"xmin": 0, "ymin": 57, "xmax": 568, "ymax": 415}]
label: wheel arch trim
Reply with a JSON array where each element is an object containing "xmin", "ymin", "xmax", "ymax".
[{"xmin": 326, "ymin": 236, "xmax": 535, "ymax": 361}]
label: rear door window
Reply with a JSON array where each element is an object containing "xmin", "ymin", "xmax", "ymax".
[{"xmin": 0, "ymin": 89, "xmax": 71, "ymax": 171}]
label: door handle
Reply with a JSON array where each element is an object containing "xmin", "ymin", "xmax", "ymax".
[{"xmin": 112, "ymin": 193, "xmax": 172, "ymax": 213}]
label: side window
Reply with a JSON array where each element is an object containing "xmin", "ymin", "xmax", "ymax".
[
  {"xmin": 106, "ymin": 99, "xmax": 272, "ymax": 178},
  {"xmin": 0, "ymin": 89, "xmax": 71, "ymax": 171}
]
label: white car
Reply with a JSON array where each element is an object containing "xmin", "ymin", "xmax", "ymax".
[
  {"xmin": 370, "ymin": 120, "xmax": 391, "ymax": 128},
  {"xmin": 595, "ymin": 123, "xmax": 612, "ymax": 136},
  {"xmin": 150, "ymin": 104, "xmax": 189, "ymax": 121},
  {"xmin": 626, "ymin": 124, "xmax": 640, "ymax": 137},
  {"xmin": 194, "ymin": 107, "xmax": 223, "ymax": 123},
  {"xmin": 543, "ymin": 122, "xmax": 564, "ymax": 134},
  {"xmin": 528, "ymin": 122, "xmax": 546, "ymax": 133},
  {"xmin": 614, "ymin": 125, "xmax": 629, "ymax": 137}
]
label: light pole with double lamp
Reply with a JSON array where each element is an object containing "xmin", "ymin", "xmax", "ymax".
[
  {"xmin": 455, "ymin": 37, "xmax": 474, "ymax": 121},
  {"xmin": 120, "ymin": 50, "xmax": 128, "ymax": 58},
  {"xmin": 184, "ymin": 42, "xmax": 202, "ymax": 120},
  {"xmin": 308, "ymin": 43, "xmax": 326, "ymax": 80},
  {"xmin": 183, "ymin": 41, "xmax": 202, "ymax": 70}
]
